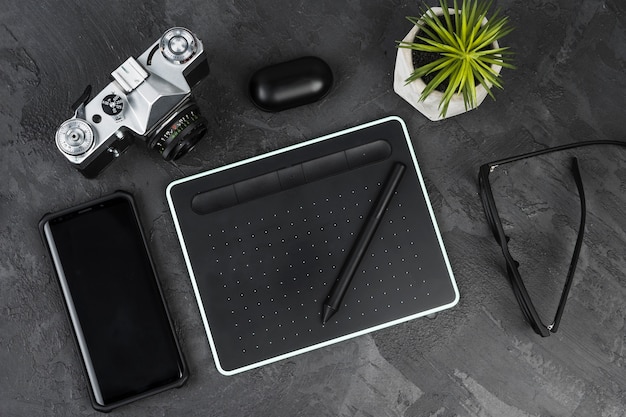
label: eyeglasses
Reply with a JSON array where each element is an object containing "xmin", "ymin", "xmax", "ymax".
[{"xmin": 478, "ymin": 140, "xmax": 626, "ymax": 337}]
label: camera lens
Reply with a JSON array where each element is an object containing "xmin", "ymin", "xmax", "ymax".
[{"xmin": 148, "ymin": 101, "xmax": 208, "ymax": 161}]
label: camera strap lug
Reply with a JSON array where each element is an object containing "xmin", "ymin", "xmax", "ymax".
[{"xmin": 106, "ymin": 147, "xmax": 120, "ymax": 158}]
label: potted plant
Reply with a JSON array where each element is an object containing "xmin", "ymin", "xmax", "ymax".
[{"xmin": 393, "ymin": 0, "xmax": 514, "ymax": 120}]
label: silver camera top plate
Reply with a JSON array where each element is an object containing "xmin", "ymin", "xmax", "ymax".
[{"xmin": 55, "ymin": 27, "xmax": 208, "ymax": 173}]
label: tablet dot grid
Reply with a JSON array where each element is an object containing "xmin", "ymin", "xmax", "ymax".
[{"xmin": 183, "ymin": 162, "xmax": 454, "ymax": 371}]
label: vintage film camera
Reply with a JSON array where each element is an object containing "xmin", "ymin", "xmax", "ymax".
[{"xmin": 55, "ymin": 27, "xmax": 210, "ymax": 177}]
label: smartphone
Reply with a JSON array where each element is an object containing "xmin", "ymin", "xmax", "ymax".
[{"xmin": 40, "ymin": 191, "xmax": 188, "ymax": 412}]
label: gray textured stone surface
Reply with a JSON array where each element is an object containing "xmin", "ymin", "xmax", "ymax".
[{"xmin": 1, "ymin": 0, "xmax": 625, "ymax": 416}]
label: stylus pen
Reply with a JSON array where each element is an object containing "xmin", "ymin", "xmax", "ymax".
[{"xmin": 321, "ymin": 162, "xmax": 406, "ymax": 324}]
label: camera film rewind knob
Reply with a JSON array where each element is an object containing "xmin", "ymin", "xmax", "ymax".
[
  {"xmin": 160, "ymin": 27, "xmax": 198, "ymax": 64},
  {"xmin": 55, "ymin": 119, "xmax": 95, "ymax": 156}
]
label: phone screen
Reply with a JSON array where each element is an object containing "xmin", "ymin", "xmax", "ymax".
[{"xmin": 41, "ymin": 193, "xmax": 186, "ymax": 410}]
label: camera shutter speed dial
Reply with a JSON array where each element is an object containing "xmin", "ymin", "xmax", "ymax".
[
  {"xmin": 160, "ymin": 27, "xmax": 198, "ymax": 64},
  {"xmin": 56, "ymin": 119, "xmax": 95, "ymax": 156},
  {"xmin": 101, "ymin": 94, "xmax": 124, "ymax": 116}
]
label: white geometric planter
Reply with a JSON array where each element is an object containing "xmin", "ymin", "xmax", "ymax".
[{"xmin": 393, "ymin": 7, "xmax": 502, "ymax": 121}]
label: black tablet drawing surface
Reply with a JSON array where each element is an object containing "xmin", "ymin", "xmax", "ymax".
[{"xmin": 167, "ymin": 116, "xmax": 459, "ymax": 375}]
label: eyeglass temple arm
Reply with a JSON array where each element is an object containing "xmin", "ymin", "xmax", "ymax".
[{"xmin": 548, "ymin": 157, "xmax": 586, "ymax": 333}]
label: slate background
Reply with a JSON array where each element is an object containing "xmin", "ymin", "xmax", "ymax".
[{"xmin": 1, "ymin": 0, "xmax": 625, "ymax": 416}]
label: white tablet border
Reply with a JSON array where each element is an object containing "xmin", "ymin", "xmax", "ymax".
[{"xmin": 166, "ymin": 116, "xmax": 459, "ymax": 376}]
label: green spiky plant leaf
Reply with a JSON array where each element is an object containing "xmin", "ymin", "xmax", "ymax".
[{"xmin": 397, "ymin": 0, "xmax": 515, "ymax": 118}]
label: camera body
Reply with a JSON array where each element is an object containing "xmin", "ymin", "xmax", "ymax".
[{"xmin": 55, "ymin": 27, "xmax": 210, "ymax": 178}]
